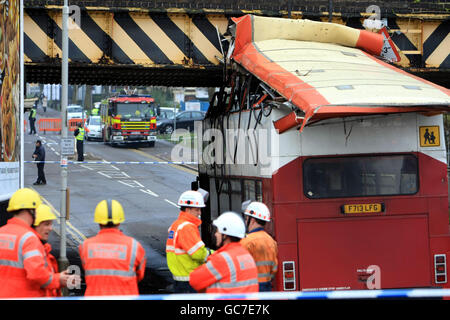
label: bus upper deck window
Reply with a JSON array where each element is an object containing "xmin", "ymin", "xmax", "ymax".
[
  {"xmin": 303, "ymin": 155, "xmax": 418, "ymax": 199},
  {"xmin": 243, "ymin": 179, "xmax": 263, "ymax": 202}
]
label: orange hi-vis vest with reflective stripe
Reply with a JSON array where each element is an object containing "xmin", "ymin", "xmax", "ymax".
[
  {"xmin": 240, "ymin": 228, "xmax": 278, "ymax": 283},
  {"xmin": 189, "ymin": 242, "xmax": 259, "ymax": 293},
  {"xmin": 43, "ymin": 243, "xmax": 61, "ymax": 297},
  {"xmin": 166, "ymin": 211, "xmax": 209, "ymax": 281},
  {"xmin": 0, "ymin": 218, "xmax": 62, "ymax": 298},
  {"xmin": 79, "ymin": 228, "xmax": 146, "ymax": 296}
]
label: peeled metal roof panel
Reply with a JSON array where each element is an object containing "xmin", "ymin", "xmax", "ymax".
[
  {"xmin": 254, "ymin": 39, "xmax": 449, "ymax": 107},
  {"xmin": 231, "ymin": 15, "xmax": 450, "ymax": 127}
]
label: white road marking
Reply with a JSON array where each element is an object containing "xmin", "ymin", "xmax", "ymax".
[
  {"xmin": 140, "ymin": 188, "xmax": 159, "ymax": 197},
  {"xmin": 165, "ymin": 199, "xmax": 180, "ymax": 208},
  {"xmin": 98, "ymin": 171, "xmax": 112, "ymax": 179},
  {"xmin": 133, "ymin": 180, "xmax": 144, "ymax": 188},
  {"xmin": 118, "ymin": 180, "xmax": 142, "ymax": 188},
  {"xmin": 120, "ymin": 171, "xmax": 130, "ymax": 178}
]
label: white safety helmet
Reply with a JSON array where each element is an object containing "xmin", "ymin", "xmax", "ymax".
[
  {"xmin": 244, "ymin": 202, "xmax": 271, "ymax": 222},
  {"xmin": 178, "ymin": 190, "xmax": 206, "ymax": 208},
  {"xmin": 213, "ymin": 211, "xmax": 246, "ymax": 239}
]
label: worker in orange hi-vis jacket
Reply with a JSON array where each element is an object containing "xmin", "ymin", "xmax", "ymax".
[
  {"xmin": 189, "ymin": 211, "xmax": 259, "ymax": 293},
  {"xmin": 79, "ymin": 199, "xmax": 146, "ymax": 296},
  {"xmin": 33, "ymin": 204, "xmax": 61, "ymax": 297},
  {"xmin": 240, "ymin": 201, "xmax": 278, "ymax": 292},
  {"xmin": 0, "ymin": 188, "xmax": 72, "ymax": 298}
]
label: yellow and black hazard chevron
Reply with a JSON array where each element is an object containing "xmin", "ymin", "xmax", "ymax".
[
  {"xmin": 24, "ymin": 9, "xmax": 228, "ymax": 66},
  {"xmin": 317, "ymin": 15, "xmax": 450, "ymax": 70},
  {"xmin": 23, "ymin": 6, "xmax": 449, "ymax": 87}
]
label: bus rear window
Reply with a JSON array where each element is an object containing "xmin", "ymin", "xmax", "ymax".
[{"xmin": 303, "ymin": 155, "xmax": 418, "ymax": 199}]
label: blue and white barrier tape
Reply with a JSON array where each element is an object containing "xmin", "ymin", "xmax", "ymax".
[
  {"xmin": 13, "ymin": 289, "xmax": 450, "ymax": 300},
  {"xmin": 24, "ymin": 161, "xmax": 198, "ymax": 165}
]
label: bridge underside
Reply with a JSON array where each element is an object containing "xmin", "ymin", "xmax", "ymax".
[
  {"xmin": 25, "ymin": 63, "xmax": 224, "ymax": 87},
  {"xmin": 23, "ymin": 2, "xmax": 450, "ymax": 88},
  {"xmin": 25, "ymin": 63, "xmax": 449, "ymax": 88}
]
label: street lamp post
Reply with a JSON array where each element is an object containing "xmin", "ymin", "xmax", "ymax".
[{"xmin": 59, "ymin": 0, "xmax": 70, "ymax": 279}]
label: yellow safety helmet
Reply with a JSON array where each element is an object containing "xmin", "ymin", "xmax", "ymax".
[
  {"xmin": 94, "ymin": 199, "xmax": 125, "ymax": 225},
  {"xmin": 34, "ymin": 204, "xmax": 57, "ymax": 226},
  {"xmin": 7, "ymin": 188, "xmax": 42, "ymax": 212}
]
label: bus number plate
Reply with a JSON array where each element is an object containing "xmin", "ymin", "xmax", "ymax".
[{"xmin": 341, "ymin": 203, "xmax": 384, "ymax": 214}]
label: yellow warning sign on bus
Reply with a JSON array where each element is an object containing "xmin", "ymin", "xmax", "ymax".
[{"xmin": 419, "ymin": 126, "xmax": 440, "ymax": 147}]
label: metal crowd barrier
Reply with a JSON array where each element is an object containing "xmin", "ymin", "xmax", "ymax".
[
  {"xmin": 32, "ymin": 118, "xmax": 87, "ymax": 134},
  {"xmin": 12, "ymin": 289, "xmax": 450, "ymax": 300},
  {"xmin": 68, "ymin": 118, "xmax": 87, "ymax": 132},
  {"xmin": 38, "ymin": 118, "xmax": 61, "ymax": 133}
]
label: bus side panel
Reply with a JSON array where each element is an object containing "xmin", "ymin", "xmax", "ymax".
[
  {"xmin": 419, "ymin": 153, "xmax": 448, "ymax": 235},
  {"xmin": 297, "ymin": 215, "xmax": 432, "ymax": 290},
  {"xmin": 272, "ymin": 157, "xmax": 302, "ymax": 203}
]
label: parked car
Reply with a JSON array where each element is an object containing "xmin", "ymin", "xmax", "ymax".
[
  {"xmin": 67, "ymin": 105, "xmax": 83, "ymax": 120},
  {"xmin": 85, "ymin": 116, "xmax": 102, "ymax": 140},
  {"xmin": 156, "ymin": 111, "xmax": 206, "ymax": 134}
]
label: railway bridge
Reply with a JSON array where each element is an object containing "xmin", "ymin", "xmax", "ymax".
[{"xmin": 23, "ymin": 0, "xmax": 450, "ymax": 87}]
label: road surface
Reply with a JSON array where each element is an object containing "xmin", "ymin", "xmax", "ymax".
[{"xmin": 24, "ymin": 107, "xmax": 198, "ymax": 294}]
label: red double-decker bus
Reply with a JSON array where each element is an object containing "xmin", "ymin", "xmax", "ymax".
[{"xmin": 196, "ymin": 15, "xmax": 450, "ymax": 291}]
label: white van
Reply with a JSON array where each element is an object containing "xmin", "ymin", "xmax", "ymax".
[{"xmin": 67, "ymin": 105, "xmax": 83, "ymax": 120}]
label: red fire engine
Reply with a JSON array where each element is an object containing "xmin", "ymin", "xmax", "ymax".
[
  {"xmin": 100, "ymin": 95, "xmax": 158, "ymax": 147},
  {"xmin": 196, "ymin": 15, "xmax": 450, "ymax": 291}
]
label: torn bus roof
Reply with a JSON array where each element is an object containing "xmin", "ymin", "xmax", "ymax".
[{"xmin": 230, "ymin": 15, "xmax": 450, "ymax": 131}]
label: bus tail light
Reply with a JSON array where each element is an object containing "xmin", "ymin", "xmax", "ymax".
[
  {"xmin": 434, "ymin": 254, "xmax": 447, "ymax": 284},
  {"xmin": 282, "ymin": 261, "xmax": 296, "ymax": 291}
]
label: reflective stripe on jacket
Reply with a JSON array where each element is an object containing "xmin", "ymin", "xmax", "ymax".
[
  {"xmin": 189, "ymin": 242, "xmax": 259, "ymax": 293},
  {"xmin": 240, "ymin": 229, "xmax": 278, "ymax": 283},
  {"xmin": 43, "ymin": 243, "xmax": 61, "ymax": 297},
  {"xmin": 166, "ymin": 211, "xmax": 209, "ymax": 281},
  {"xmin": 79, "ymin": 228, "xmax": 146, "ymax": 296},
  {"xmin": 0, "ymin": 218, "xmax": 61, "ymax": 298},
  {"xmin": 76, "ymin": 128, "xmax": 85, "ymax": 141}
]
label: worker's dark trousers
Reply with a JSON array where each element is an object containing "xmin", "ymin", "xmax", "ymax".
[
  {"xmin": 76, "ymin": 140, "xmax": 84, "ymax": 161},
  {"xmin": 36, "ymin": 163, "xmax": 46, "ymax": 184},
  {"xmin": 29, "ymin": 119, "xmax": 36, "ymax": 134},
  {"xmin": 174, "ymin": 281, "xmax": 196, "ymax": 293},
  {"xmin": 259, "ymin": 281, "xmax": 272, "ymax": 292}
]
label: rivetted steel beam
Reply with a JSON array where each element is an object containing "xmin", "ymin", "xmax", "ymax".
[{"xmin": 23, "ymin": 5, "xmax": 449, "ymax": 87}]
